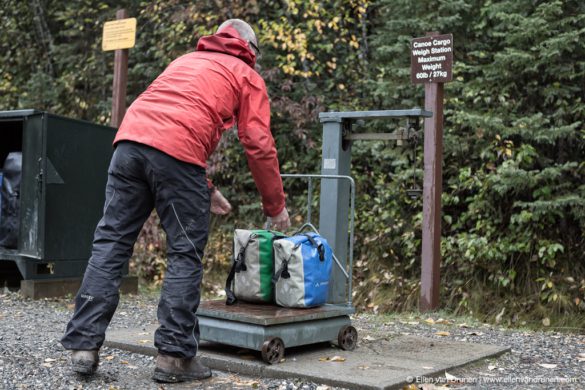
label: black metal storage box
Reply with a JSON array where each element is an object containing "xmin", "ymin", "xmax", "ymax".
[{"xmin": 0, "ymin": 110, "xmax": 117, "ymax": 283}]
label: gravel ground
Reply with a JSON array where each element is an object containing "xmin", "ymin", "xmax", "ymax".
[
  {"xmin": 0, "ymin": 290, "xmax": 342, "ymax": 390},
  {"xmin": 354, "ymin": 313, "xmax": 585, "ymax": 389},
  {"xmin": 0, "ymin": 290, "xmax": 583, "ymax": 390}
]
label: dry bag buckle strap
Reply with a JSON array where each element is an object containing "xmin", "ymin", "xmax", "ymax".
[
  {"xmin": 272, "ymin": 260, "xmax": 290, "ymax": 283},
  {"xmin": 225, "ymin": 233, "xmax": 255, "ymax": 305},
  {"xmin": 302, "ymin": 233, "xmax": 325, "ymax": 261},
  {"xmin": 235, "ymin": 249, "xmax": 247, "ymax": 272},
  {"xmin": 235, "ymin": 234, "xmax": 256, "ymax": 272},
  {"xmin": 272, "ymin": 252, "xmax": 294, "ymax": 284}
]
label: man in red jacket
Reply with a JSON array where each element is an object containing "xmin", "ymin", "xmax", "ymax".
[{"xmin": 61, "ymin": 19, "xmax": 290, "ymax": 383}]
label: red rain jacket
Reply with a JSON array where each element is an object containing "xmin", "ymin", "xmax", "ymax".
[{"xmin": 114, "ymin": 27, "xmax": 285, "ymax": 217}]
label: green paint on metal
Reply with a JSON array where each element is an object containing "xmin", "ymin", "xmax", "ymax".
[{"xmin": 0, "ymin": 110, "xmax": 122, "ymax": 281}]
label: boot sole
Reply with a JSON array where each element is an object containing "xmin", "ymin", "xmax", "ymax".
[
  {"xmin": 72, "ymin": 362, "xmax": 97, "ymax": 375},
  {"xmin": 152, "ymin": 368, "xmax": 211, "ymax": 383}
]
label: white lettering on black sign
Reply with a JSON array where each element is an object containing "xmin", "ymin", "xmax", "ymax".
[{"xmin": 411, "ymin": 34, "xmax": 453, "ymax": 84}]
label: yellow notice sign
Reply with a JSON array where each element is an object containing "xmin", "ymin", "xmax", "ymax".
[{"xmin": 102, "ymin": 18, "xmax": 136, "ymax": 51}]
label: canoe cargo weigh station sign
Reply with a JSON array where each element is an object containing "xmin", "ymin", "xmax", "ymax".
[
  {"xmin": 102, "ymin": 17, "xmax": 137, "ymax": 51},
  {"xmin": 411, "ymin": 33, "xmax": 453, "ymax": 84}
]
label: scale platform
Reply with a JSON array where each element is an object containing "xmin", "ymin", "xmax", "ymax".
[{"xmin": 199, "ymin": 300, "xmax": 357, "ymax": 363}]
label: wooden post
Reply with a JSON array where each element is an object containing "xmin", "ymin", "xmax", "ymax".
[
  {"xmin": 411, "ymin": 31, "xmax": 452, "ymax": 312},
  {"xmin": 420, "ymin": 78, "xmax": 444, "ymax": 312},
  {"xmin": 110, "ymin": 9, "xmax": 129, "ymax": 127}
]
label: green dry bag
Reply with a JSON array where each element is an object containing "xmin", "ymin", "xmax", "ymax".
[{"xmin": 225, "ymin": 229, "xmax": 286, "ymax": 304}]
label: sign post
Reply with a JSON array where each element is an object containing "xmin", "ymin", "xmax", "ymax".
[
  {"xmin": 411, "ymin": 32, "xmax": 453, "ymax": 312},
  {"xmin": 102, "ymin": 9, "xmax": 136, "ymax": 127}
]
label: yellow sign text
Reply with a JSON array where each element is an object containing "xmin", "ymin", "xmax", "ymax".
[{"xmin": 102, "ymin": 18, "xmax": 136, "ymax": 51}]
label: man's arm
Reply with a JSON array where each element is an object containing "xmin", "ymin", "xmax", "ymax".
[{"xmin": 237, "ymin": 74, "xmax": 290, "ymax": 230}]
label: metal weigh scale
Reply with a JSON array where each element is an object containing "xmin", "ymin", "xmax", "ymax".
[{"xmin": 198, "ymin": 109, "xmax": 432, "ymax": 364}]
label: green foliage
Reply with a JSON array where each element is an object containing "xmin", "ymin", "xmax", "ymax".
[
  {"xmin": 363, "ymin": 0, "xmax": 585, "ymax": 324},
  {"xmin": 1, "ymin": 0, "xmax": 583, "ymax": 325}
]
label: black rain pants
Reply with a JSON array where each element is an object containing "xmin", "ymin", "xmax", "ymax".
[{"xmin": 61, "ymin": 141, "xmax": 210, "ymax": 358}]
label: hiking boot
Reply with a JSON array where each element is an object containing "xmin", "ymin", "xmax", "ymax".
[
  {"xmin": 152, "ymin": 354, "xmax": 212, "ymax": 383},
  {"xmin": 71, "ymin": 350, "xmax": 99, "ymax": 375}
]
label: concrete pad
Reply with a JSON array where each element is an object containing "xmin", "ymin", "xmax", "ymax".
[
  {"xmin": 20, "ymin": 276, "xmax": 138, "ymax": 299},
  {"xmin": 105, "ymin": 325, "xmax": 509, "ymax": 390}
]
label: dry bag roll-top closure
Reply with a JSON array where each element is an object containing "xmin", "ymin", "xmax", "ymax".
[{"xmin": 225, "ymin": 230, "xmax": 333, "ymax": 308}]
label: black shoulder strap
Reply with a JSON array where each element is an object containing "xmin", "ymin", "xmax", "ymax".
[
  {"xmin": 225, "ymin": 260, "xmax": 238, "ymax": 305},
  {"xmin": 271, "ymin": 231, "xmax": 288, "ymax": 240}
]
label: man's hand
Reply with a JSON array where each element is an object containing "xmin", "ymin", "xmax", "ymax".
[
  {"xmin": 267, "ymin": 207, "xmax": 291, "ymax": 232},
  {"xmin": 210, "ymin": 188, "xmax": 232, "ymax": 215}
]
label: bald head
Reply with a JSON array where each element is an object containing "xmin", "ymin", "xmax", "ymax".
[{"xmin": 217, "ymin": 19, "xmax": 259, "ymax": 56}]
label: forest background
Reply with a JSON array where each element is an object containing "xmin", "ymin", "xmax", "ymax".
[{"xmin": 1, "ymin": 0, "xmax": 584, "ymax": 328}]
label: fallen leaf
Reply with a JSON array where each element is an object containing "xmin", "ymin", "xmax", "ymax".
[
  {"xmin": 105, "ymin": 355, "xmax": 115, "ymax": 361},
  {"xmin": 319, "ymin": 355, "xmax": 346, "ymax": 362},
  {"xmin": 67, "ymin": 303, "xmax": 75, "ymax": 310},
  {"xmin": 542, "ymin": 318, "xmax": 551, "ymax": 327},
  {"xmin": 41, "ymin": 363, "xmax": 52, "ymax": 368},
  {"xmin": 538, "ymin": 363, "xmax": 557, "ymax": 369},
  {"xmin": 424, "ymin": 318, "xmax": 435, "ymax": 325},
  {"xmin": 458, "ymin": 323, "xmax": 470, "ymax": 328},
  {"xmin": 44, "ymin": 358, "xmax": 57, "ymax": 363},
  {"xmin": 126, "ymin": 365, "xmax": 138, "ymax": 369},
  {"xmin": 407, "ymin": 321, "xmax": 420, "ymax": 326},
  {"xmin": 468, "ymin": 331, "xmax": 484, "ymax": 336},
  {"xmin": 238, "ymin": 354, "xmax": 256, "ymax": 360},
  {"xmin": 495, "ymin": 307, "xmax": 505, "ymax": 324},
  {"xmin": 138, "ymin": 339, "xmax": 150, "ymax": 344},
  {"xmin": 137, "ymin": 332, "xmax": 149, "ymax": 336},
  {"xmin": 232, "ymin": 380, "xmax": 260, "ymax": 388},
  {"xmin": 120, "ymin": 360, "xmax": 129, "ymax": 365},
  {"xmin": 435, "ymin": 331, "xmax": 450, "ymax": 337},
  {"xmin": 363, "ymin": 335, "xmax": 376, "ymax": 341},
  {"xmin": 435, "ymin": 318, "xmax": 451, "ymax": 325},
  {"xmin": 488, "ymin": 365, "xmax": 496, "ymax": 370}
]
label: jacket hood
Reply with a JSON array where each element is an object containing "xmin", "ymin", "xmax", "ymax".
[{"xmin": 196, "ymin": 26, "xmax": 257, "ymax": 67}]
